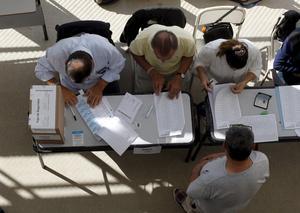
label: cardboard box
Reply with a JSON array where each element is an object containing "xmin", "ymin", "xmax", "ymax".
[{"xmin": 29, "ymin": 85, "xmax": 64, "ymax": 144}]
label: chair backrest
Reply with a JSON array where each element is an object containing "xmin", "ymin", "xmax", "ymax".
[
  {"xmin": 193, "ymin": 6, "xmax": 246, "ymax": 40},
  {"xmin": 120, "ymin": 7, "xmax": 186, "ymax": 46},
  {"xmin": 55, "ymin": 20, "xmax": 114, "ymax": 45}
]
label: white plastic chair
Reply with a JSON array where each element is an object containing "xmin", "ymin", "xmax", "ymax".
[
  {"xmin": 260, "ymin": 29, "xmax": 286, "ymax": 86},
  {"xmin": 193, "ymin": 6, "xmax": 246, "ymax": 50}
]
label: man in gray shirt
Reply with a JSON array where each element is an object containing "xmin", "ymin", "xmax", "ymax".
[{"xmin": 174, "ymin": 125, "xmax": 270, "ymax": 213}]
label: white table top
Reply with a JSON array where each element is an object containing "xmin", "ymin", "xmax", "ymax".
[
  {"xmin": 0, "ymin": 0, "xmax": 36, "ymax": 16},
  {"xmin": 37, "ymin": 93, "xmax": 194, "ymax": 151},
  {"xmin": 210, "ymin": 87, "xmax": 298, "ymax": 142}
]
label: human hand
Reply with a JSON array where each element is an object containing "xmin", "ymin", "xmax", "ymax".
[
  {"xmin": 201, "ymin": 78, "xmax": 213, "ymax": 92},
  {"xmin": 85, "ymin": 82, "xmax": 104, "ymax": 108},
  {"xmin": 167, "ymin": 75, "xmax": 182, "ymax": 99},
  {"xmin": 61, "ymin": 86, "xmax": 78, "ymax": 106},
  {"xmin": 231, "ymin": 81, "xmax": 247, "ymax": 94},
  {"xmin": 149, "ymin": 69, "xmax": 165, "ymax": 95}
]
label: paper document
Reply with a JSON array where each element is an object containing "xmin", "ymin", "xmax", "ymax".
[
  {"xmin": 115, "ymin": 92, "xmax": 143, "ymax": 123},
  {"xmin": 233, "ymin": 114, "xmax": 278, "ymax": 143},
  {"xmin": 208, "ymin": 84, "xmax": 242, "ymax": 129},
  {"xmin": 277, "ymin": 86, "xmax": 300, "ymax": 129},
  {"xmin": 76, "ymin": 95, "xmax": 138, "ymax": 156},
  {"xmin": 154, "ymin": 92, "xmax": 185, "ymax": 137},
  {"xmin": 29, "ymin": 85, "xmax": 56, "ymax": 131}
]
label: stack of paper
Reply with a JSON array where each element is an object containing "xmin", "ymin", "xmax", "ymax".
[
  {"xmin": 234, "ymin": 114, "xmax": 278, "ymax": 143},
  {"xmin": 208, "ymin": 84, "xmax": 242, "ymax": 129},
  {"xmin": 76, "ymin": 95, "xmax": 138, "ymax": 156},
  {"xmin": 29, "ymin": 85, "xmax": 57, "ymax": 133},
  {"xmin": 209, "ymin": 84, "xmax": 279, "ymax": 143},
  {"xmin": 277, "ymin": 86, "xmax": 300, "ymax": 129},
  {"xmin": 154, "ymin": 92, "xmax": 185, "ymax": 137}
]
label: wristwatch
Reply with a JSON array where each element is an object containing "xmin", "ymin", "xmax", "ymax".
[{"xmin": 176, "ymin": 72, "xmax": 185, "ymax": 79}]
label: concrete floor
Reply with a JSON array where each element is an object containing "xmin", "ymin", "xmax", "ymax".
[{"xmin": 0, "ymin": 0, "xmax": 300, "ymax": 212}]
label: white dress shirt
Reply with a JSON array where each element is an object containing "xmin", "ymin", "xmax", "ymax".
[{"xmin": 35, "ymin": 33, "xmax": 125, "ymax": 92}]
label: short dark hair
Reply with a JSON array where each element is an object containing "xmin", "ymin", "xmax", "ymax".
[
  {"xmin": 225, "ymin": 125, "xmax": 254, "ymax": 161},
  {"xmin": 217, "ymin": 40, "xmax": 248, "ymax": 69},
  {"xmin": 65, "ymin": 51, "xmax": 93, "ymax": 83},
  {"xmin": 151, "ymin": 30, "xmax": 178, "ymax": 56}
]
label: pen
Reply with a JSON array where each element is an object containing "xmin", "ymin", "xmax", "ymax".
[
  {"xmin": 68, "ymin": 104, "xmax": 77, "ymax": 121},
  {"xmin": 145, "ymin": 104, "xmax": 154, "ymax": 118},
  {"xmin": 202, "ymin": 80, "xmax": 213, "ymax": 92}
]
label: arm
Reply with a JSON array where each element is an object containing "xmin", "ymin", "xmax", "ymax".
[
  {"xmin": 86, "ymin": 43, "xmax": 125, "ymax": 107},
  {"xmin": 85, "ymin": 79, "xmax": 108, "ymax": 108},
  {"xmin": 196, "ymin": 66, "xmax": 213, "ymax": 92},
  {"xmin": 168, "ymin": 56, "xmax": 193, "ymax": 99},
  {"xmin": 189, "ymin": 152, "xmax": 225, "ymax": 183},
  {"xmin": 131, "ymin": 52, "xmax": 164, "ymax": 95},
  {"xmin": 231, "ymin": 72, "xmax": 256, "ymax": 94},
  {"xmin": 273, "ymin": 40, "xmax": 299, "ymax": 73},
  {"xmin": 35, "ymin": 54, "xmax": 78, "ymax": 106}
]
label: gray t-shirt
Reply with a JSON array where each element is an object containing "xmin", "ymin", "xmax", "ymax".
[{"xmin": 187, "ymin": 151, "xmax": 269, "ymax": 213}]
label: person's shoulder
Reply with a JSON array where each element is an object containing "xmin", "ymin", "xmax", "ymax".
[
  {"xmin": 250, "ymin": 151, "xmax": 269, "ymax": 164},
  {"xmin": 239, "ymin": 39, "xmax": 259, "ymax": 51},
  {"xmin": 199, "ymin": 157, "xmax": 227, "ymax": 183},
  {"xmin": 81, "ymin": 33, "xmax": 111, "ymax": 44}
]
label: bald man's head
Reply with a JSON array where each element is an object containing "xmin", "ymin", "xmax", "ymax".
[{"xmin": 151, "ymin": 30, "xmax": 178, "ymax": 61}]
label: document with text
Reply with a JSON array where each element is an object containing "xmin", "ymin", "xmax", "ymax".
[
  {"xmin": 76, "ymin": 95, "xmax": 137, "ymax": 156},
  {"xmin": 208, "ymin": 84, "xmax": 242, "ymax": 129},
  {"xmin": 234, "ymin": 114, "xmax": 278, "ymax": 143},
  {"xmin": 154, "ymin": 92, "xmax": 185, "ymax": 137},
  {"xmin": 277, "ymin": 86, "xmax": 300, "ymax": 129}
]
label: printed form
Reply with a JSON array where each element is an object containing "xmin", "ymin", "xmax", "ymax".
[{"xmin": 154, "ymin": 92, "xmax": 185, "ymax": 137}]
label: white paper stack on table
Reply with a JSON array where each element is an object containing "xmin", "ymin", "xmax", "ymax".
[
  {"xmin": 209, "ymin": 84, "xmax": 278, "ymax": 142},
  {"xmin": 29, "ymin": 85, "xmax": 64, "ymax": 144},
  {"xmin": 154, "ymin": 92, "xmax": 185, "ymax": 137},
  {"xmin": 276, "ymin": 85, "xmax": 300, "ymax": 136},
  {"xmin": 76, "ymin": 93, "xmax": 141, "ymax": 156}
]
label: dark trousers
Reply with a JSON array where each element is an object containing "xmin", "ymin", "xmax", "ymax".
[
  {"xmin": 283, "ymin": 72, "xmax": 300, "ymax": 85},
  {"xmin": 103, "ymin": 81, "xmax": 120, "ymax": 95}
]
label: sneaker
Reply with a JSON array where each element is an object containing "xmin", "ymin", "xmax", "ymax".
[{"xmin": 173, "ymin": 188, "xmax": 187, "ymax": 209}]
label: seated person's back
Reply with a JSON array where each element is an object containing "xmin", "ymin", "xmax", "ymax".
[
  {"xmin": 187, "ymin": 151, "xmax": 269, "ymax": 212},
  {"xmin": 194, "ymin": 39, "xmax": 262, "ymax": 94},
  {"xmin": 273, "ymin": 29, "xmax": 300, "ymax": 85},
  {"xmin": 174, "ymin": 125, "xmax": 269, "ymax": 213}
]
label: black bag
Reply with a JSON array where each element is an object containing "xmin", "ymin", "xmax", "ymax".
[
  {"xmin": 55, "ymin": 20, "xmax": 114, "ymax": 45},
  {"xmin": 202, "ymin": 6, "xmax": 237, "ymax": 44},
  {"xmin": 203, "ymin": 22, "xmax": 233, "ymax": 44},
  {"xmin": 273, "ymin": 10, "xmax": 300, "ymax": 42}
]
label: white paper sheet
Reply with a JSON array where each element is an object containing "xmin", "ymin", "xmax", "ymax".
[
  {"xmin": 277, "ymin": 86, "xmax": 300, "ymax": 129},
  {"xmin": 29, "ymin": 85, "xmax": 56, "ymax": 131},
  {"xmin": 76, "ymin": 95, "xmax": 138, "ymax": 156},
  {"xmin": 233, "ymin": 114, "xmax": 278, "ymax": 143},
  {"xmin": 154, "ymin": 92, "xmax": 185, "ymax": 137},
  {"xmin": 208, "ymin": 84, "xmax": 242, "ymax": 129},
  {"xmin": 115, "ymin": 92, "xmax": 142, "ymax": 123}
]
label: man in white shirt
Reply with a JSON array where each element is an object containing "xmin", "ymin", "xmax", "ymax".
[
  {"xmin": 194, "ymin": 39, "xmax": 262, "ymax": 94},
  {"xmin": 35, "ymin": 33, "xmax": 125, "ymax": 107},
  {"xmin": 174, "ymin": 125, "xmax": 270, "ymax": 213}
]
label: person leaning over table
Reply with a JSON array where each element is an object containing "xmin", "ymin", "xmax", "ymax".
[
  {"xmin": 173, "ymin": 125, "xmax": 270, "ymax": 213},
  {"xmin": 129, "ymin": 24, "xmax": 196, "ymax": 99},
  {"xmin": 273, "ymin": 30, "xmax": 300, "ymax": 85},
  {"xmin": 194, "ymin": 39, "xmax": 262, "ymax": 94},
  {"xmin": 35, "ymin": 33, "xmax": 125, "ymax": 108}
]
